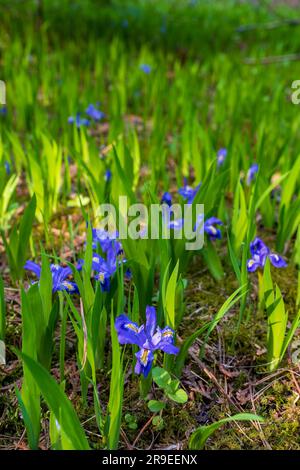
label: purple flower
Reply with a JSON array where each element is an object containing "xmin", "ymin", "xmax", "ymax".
[
  {"xmin": 178, "ymin": 182, "xmax": 201, "ymax": 204},
  {"xmin": 140, "ymin": 64, "xmax": 151, "ymax": 74},
  {"xmin": 203, "ymin": 216, "xmax": 223, "ymax": 240},
  {"xmin": 68, "ymin": 113, "xmax": 90, "ymax": 128},
  {"xmin": 247, "ymin": 237, "xmax": 287, "ymax": 272},
  {"xmin": 217, "ymin": 148, "xmax": 227, "ymax": 167},
  {"xmin": 115, "ymin": 306, "xmax": 179, "ymax": 377},
  {"xmin": 161, "ymin": 191, "xmax": 172, "ymax": 207},
  {"xmin": 24, "ymin": 261, "xmax": 79, "ymax": 294},
  {"xmin": 77, "ymin": 249, "xmax": 118, "ymax": 292},
  {"xmin": 168, "ymin": 214, "xmax": 223, "ymax": 240},
  {"xmin": 246, "ymin": 163, "xmax": 259, "ymax": 185},
  {"xmin": 85, "ymin": 104, "xmax": 105, "ymax": 121},
  {"xmin": 92, "ymin": 228, "xmax": 123, "ymax": 256},
  {"xmin": 4, "ymin": 161, "xmax": 10, "ymax": 175},
  {"xmin": 78, "ymin": 229, "xmax": 125, "ymax": 291},
  {"xmin": 105, "ymin": 169, "xmax": 112, "ymax": 182},
  {"xmin": 194, "ymin": 215, "xmax": 223, "ymax": 240},
  {"xmin": 0, "ymin": 107, "xmax": 7, "ymax": 115},
  {"xmin": 125, "ymin": 268, "xmax": 132, "ymax": 280},
  {"xmin": 93, "ymin": 253, "xmax": 117, "ymax": 292}
]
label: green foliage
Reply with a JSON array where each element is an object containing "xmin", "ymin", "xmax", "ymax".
[
  {"xmin": 1, "ymin": 194, "xmax": 36, "ymax": 282},
  {"xmin": 16, "ymin": 351, "xmax": 90, "ymax": 450},
  {"xmin": 263, "ymin": 260, "xmax": 300, "ymax": 371},
  {"xmin": 152, "ymin": 367, "xmax": 188, "ymax": 404},
  {"xmin": 148, "ymin": 400, "xmax": 166, "ymax": 413},
  {"xmin": 105, "ymin": 303, "xmax": 125, "ymax": 449},
  {"xmin": 175, "ymin": 285, "xmax": 245, "ymax": 376},
  {"xmin": 0, "ymin": 173, "xmax": 19, "ymax": 229},
  {"xmin": 124, "ymin": 413, "xmax": 138, "ymax": 430},
  {"xmin": 189, "ymin": 413, "xmax": 264, "ymax": 450}
]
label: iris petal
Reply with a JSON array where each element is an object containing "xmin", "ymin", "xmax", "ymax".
[
  {"xmin": 24, "ymin": 260, "xmax": 42, "ymax": 278},
  {"xmin": 145, "ymin": 305, "xmax": 157, "ymax": 337},
  {"xmin": 115, "ymin": 314, "xmax": 144, "ymax": 347},
  {"xmin": 269, "ymin": 253, "xmax": 287, "ymax": 269},
  {"xmin": 247, "ymin": 258, "xmax": 261, "ymax": 272}
]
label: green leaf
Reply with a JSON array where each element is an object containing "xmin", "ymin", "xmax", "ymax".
[
  {"xmin": 148, "ymin": 400, "xmax": 166, "ymax": 412},
  {"xmin": 167, "ymin": 388, "xmax": 188, "ymax": 404},
  {"xmin": 200, "ymin": 285, "xmax": 246, "ymax": 358},
  {"xmin": 15, "ymin": 385, "xmax": 37, "ymax": 450},
  {"xmin": 15, "ymin": 350, "xmax": 90, "ymax": 450},
  {"xmin": 17, "ymin": 193, "xmax": 36, "ymax": 275},
  {"xmin": 106, "ymin": 302, "xmax": 125, "ymax": 450},
  {"xmin": 39, "ymin": 252, "xmax": 53, "ymax": 323},
  {"xmin": 227, "ymin": 232, "xmax": 241, "ymax": 284},
  {"xmin": 20, "ymin": 287, "xmax": 40, "ymax": 449},
  {"xmin": 201, "ymin": 240, "xmax": 224, "ymax": 281},
  {"xmin": 255, "ymin": 172, "xmax": 288, "ymax": 212},
  {"xmin": 231, "ymin": 182, "xmax": 248, "ymax": 254},
  {"xmin": 163, "ymin": 260, "xmax": 179, "ymax": 329},
  {"xmin": 189, "ymin": 413, "xmax": 264, "ymax": 450},
  {"xmin": 152, "ymin": 366, "xmax": 172, "ymax": 389},
  {"xmin": 0, "ymin": 274, "xmax": 5, "ymax": 341},
  {"xmin": 266, "ymin": 284, "xmax": 288, "ymax": 371}
]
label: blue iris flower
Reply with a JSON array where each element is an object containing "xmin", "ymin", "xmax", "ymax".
[
  {"xmin": 246, "ymin": 163, "xmax": 259, "ymax": 185},
  {"xmin": 161, "ymin": 191, "xmax": 172, "ymax": 207},
  {"xmin": 80, "ymin": 252, "xmax": 118, "ymax": 292},
  {"xmin": 115, "ymin": 306, "xmax": 179, "ymax": 377},
  {"xmin": 247, "ymin": 237, "xmax": 287, "ymax": 272},
  {"xmin": 178, "ymin": 182, "xmax": 201, "ymax": 204},
  {"xmin": 105, "ymin": 169, "xmax": 112, "ymax": 182},
  {"xmin": 140, "ymin": 64, "xmax": 151, "ymax": 74},
  {"xmin": 217, "ymin": 148, "xmax": 227, "ymax": 167},
  {"xmin": 78, "ymin": 228, "xmax": 126, "ymax": 292},
  {"xmin": 68, "ymin": 113, "xmax": 90, "ymax": 128},
  {"xmin": 24, "ymin": 261, "xmax": 79, "ymax": 294},
  {"xmin": 77, "ymin": 253, "xmax": 113, "ymax": 292},
  {"xmin": 4, "ymin": 161, "xmax": 10, "ymax": 175},
  {"xmin": 202, "ymin": 216, "xmax": 223, "ymax": 240},
  {"xmin": 168, "ymin": 214, "xmax": 223, "ymax": 240},
  {"xmin": 85, "ymin": 104, "xmax": 105, "ymax": 121},
  {"xmin": 92, "ymin": 228, "xmax": 123, "ymax": 256}
]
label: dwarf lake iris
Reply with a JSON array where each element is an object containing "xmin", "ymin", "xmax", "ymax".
[
  {"xmin": 168, "ymin": 213, "xmax": 223, "ymax": 240},
  {"xmin": 85, "ymin": 104, "xmax": 105, "ymax": 121},
  {"xmin": 140, "ymin": 64, "xmax": 151, "ymax": 74},
  {"xmin": 24, "ymin": 261, "xmax": 79, "ymax": 293},
  {"xmin": 115, "ymin": 306, "xmax": 179, "ymax": 377},
  {"xmin": 246, "ymin": 163, "xmax": 259, "ymax": 185},
  {"xmin": 178, "ymin": 182, "xmax": 201, "ymax": 204},
  {"xmin": 161, "ymin": 191, "xmax": 172, "ymax": 207},
  {"xmin": 247, "ymin": 237, "xmax": 287, "ymax": 272},
  {"xmin": 68, "ymin": 112, "xmax": 90, "ymax": 127},
  {"xmin": 217, "ymin": 148, "xmax": 227, "ymax": 167}
]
